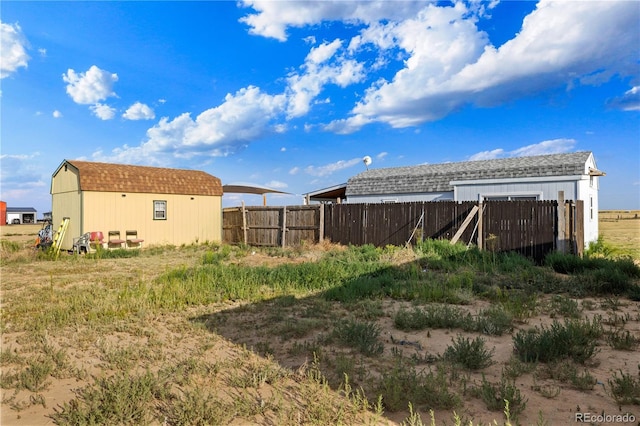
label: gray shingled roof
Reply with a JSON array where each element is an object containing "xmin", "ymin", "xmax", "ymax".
[{"xmin": 346, "ymin": 151, "xmax": 593, "ymax": 196}]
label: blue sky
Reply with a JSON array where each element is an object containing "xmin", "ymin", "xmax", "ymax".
[{"xmin": 1, "ymin": 0, "xmax": 639, "ymax": 215}]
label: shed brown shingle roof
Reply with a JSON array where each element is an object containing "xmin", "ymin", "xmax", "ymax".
[{"xmin": 65, "ymin": 160, "xmax": 223, "ymax": 196}]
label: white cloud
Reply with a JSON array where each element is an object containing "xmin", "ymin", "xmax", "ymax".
[
  {"xmin": 95, "ymin": 86, "xmax": 286, "ymax": 163},
  {"xmin": 289, "ymin": 166, "xmax": 300, "ymax": 175},
  {"xmin": 239, "ymin": 1, "xmax": 427, "ymax": 41},
  {"xmin": 38, "ymin": 48, "xmax": 46, "ymax": 57},
  {"xmin": 52, "ymin": 110, "xmax": 62, "ymax": 118},
  {"xmin": 510, "ymin": 139, "xmax": 576, "ymax": 157},
  {"xmin": 90, "ymin": 103, "xmax": 116, "ymax": 120},
  {"xmin": 306, "ymin": 39, "xmax": 342, "ymax": 64},
  {"xmin": 62, "ymin": 65, "xmax": 118, "ymax": 104},
  {"xmin": 469, "ymin": 139, "xmax": 576, "ymax": 161},
  {"xmin": 286, "ymin": 39, "xmax": 365, "ymax": 118},
  {"xmin": 94, "ymin": 1, "xmax": 638, "ymax": 166},
  {"xmin": 469, "ymin": 149, "xmax": 505, "ymax": 161},
  {"xmin": 1, "ymin": 22, "xmax": 30, "ymax": 78},
  {"xmin": 326, "ymin": 1, "xmax": 640, "ymax": 133},
  {"xmin": 607, "ymin": 86, "xmax": 640, "ymax": 112},
  {"xmin": 123, "ymin": 102, "xmax": 155, "ymax": 120},
  {"xmin": 304, "ymin": 157, "xmax": 362, "ymax": 177},
  {"xmin": 264, "ymin": 180, "xmax": 288, "ymax": 189}
]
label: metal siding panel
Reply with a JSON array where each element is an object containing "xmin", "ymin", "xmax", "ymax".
[{"xmin": 456, "ymin": 181, "xmax": 577, "ymax": 202}]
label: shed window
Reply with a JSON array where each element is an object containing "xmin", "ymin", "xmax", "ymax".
[{"xmin": 154, "ymin": 200, "xmax": 167, "ymax": 220}]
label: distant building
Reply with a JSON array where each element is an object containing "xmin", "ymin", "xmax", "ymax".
[
  {"xmin": 6, "ymin": 207, "xmax": 37, "ymax": 224},
  {"xmin": 305, "ymin": 151, "xmax": 604, "ymax": 246}
]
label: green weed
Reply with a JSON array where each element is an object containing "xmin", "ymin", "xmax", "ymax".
[
  {"xmin": 332, "ymin": 319, "xmax": 384, "ymax": 356},
  {"xmin": 162, "ymin": 387, "xmax": 231, "ymax": 425},
  {"xmin": 607, "ymin": 329, "xmax": 640, "ymax": 351},
  {"xmin": 394, "ymin": 304, "xmax": 512, "ymax": 336},
  {"xmin": 472, "ymin": 374, "xmax": 527, "ymax": 420},
  {"xmin": 608, "ymin": 370, "xmax": 640, "ymax": 405},
  {"xmin": 49, "ymin": 370, "xmax": 167, "ymax": 425},
  {"xmin": 377, "ymin": 357, "xmax": 460, "ymax": 412},
  {"xmin": 547, "ymin": 295, "xmax": 582, "ymax": 319},
  {"xmin": 0, "ymin": 240, "xmax": 22, "ymax": 253},
  {"xmin": 443, "ymin": 335, "xmax": 494, "ymax": 370},
  {"xmin": 513, "ymin": 317, "xmax": 602, "ymax": 364}
]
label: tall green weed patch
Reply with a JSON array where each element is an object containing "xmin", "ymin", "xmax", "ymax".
[
  {"xmin": 513, "ymin": 317, "xmax": 603, "ymax": 364},
  {"xmin": 545, "ymin": 252, "xmax": 639, "ymax": 296}
]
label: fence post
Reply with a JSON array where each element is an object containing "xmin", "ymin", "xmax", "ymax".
[
  {"xmin": 281, "ymin": 206, "xmax": 287, "ymax": 248},
  {"xmin": 241, "ymin": 202, "xmax": 248, "ymax": 245},
  {"xmin": 556, "ymin": 191, "xmax": 566, "ymax": 254},
  {"xmin": 477, "ymin": 201, "xmax": 483, "ymax": 250},
  {"xmin": 421, "ymin": 204, "xmax": 425, "ymax": 243},
  {"xmin": 318, "ymin": 205, "xmax": 324, "ymax": 243}
]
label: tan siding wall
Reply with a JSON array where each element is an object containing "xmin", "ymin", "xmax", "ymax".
[
  {"xmin": 51, "ymin": 166, "xmax": 81, "ymax": 194},
  {"xmin": 51, "ymin": 191, "xmax": 82, "ymax": 250},
  {"xmin": 51, "ymin": 168, "xmax": 82, "ymax": 250},
  {"xmin": 82, "ymin": 192, "xmax": 221, "ymax": 247}
]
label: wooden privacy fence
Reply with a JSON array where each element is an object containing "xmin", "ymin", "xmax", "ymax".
[
  {"xmin": 223, "ymin": 205, "xmax": 323, "ymax": 247},
  {"xmin": 223, "ymin": 200, "xmax": 584, "ymax": 261}
]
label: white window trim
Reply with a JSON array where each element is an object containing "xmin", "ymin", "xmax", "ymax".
[{"xmin": 154, "ymin": 200, "xmax": 167, "ymax": 220}]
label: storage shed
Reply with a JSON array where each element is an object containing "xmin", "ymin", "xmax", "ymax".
[
  {"xmin": 6, "ymin": 207, "xmax": 37, "ymax": 224},
  {"xmin": 342, "ymin": 151, "xmax": 604, "ymax": 246},
  {"xmin": 51, "ymin": 160, "xmax": 223, "ymax": 251}
]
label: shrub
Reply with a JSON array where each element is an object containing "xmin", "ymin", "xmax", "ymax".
[
  {"xmin": 162, "ymin": 388, "xmax": 231, "ymax": 425},
  {"xmin": 394, "ymin": 305, "xmax": 465, "ymax": 331},
  {"xmin": 473, "ymin": 374, "xmax": 527, "ymax": 420},
  {"xmin": 49, "ymin": 371, "xmax": 167, "ymax": 425},
  {"xmin": 607, "ymin": 330, "xmax": 640, "ymax": 351},
  {"xmin": 545, "ymin": 251, "xmax": 639, "ymax": 296},
  {"xmin": 332, "ymin": 319, "xmax": 384, "ymax": 356},
  {"xmin": 628, "ymin": 285, "xmax": 640, "ymax": 301},
  {"xmin": 393, "ymin": 305, "xmax": 512, "ymax": 336},
  {"xmin": 608, "ymin": 370, "xmax": 640, "ymax": 405},
  {"xmin": 377, "ymin": 358, "xmax": 460, "ymax": 412},
  {"xmin": 443, "ymin": 335, "xmax": 493, "ymax": 370},
  {"xmin": 512, "ymin": 318, "xmax": 602, "ymax": 364},
  {"xmin": 547, "ymin": 295, "xmax": 582, "ymax": 319},
  {"xmin": 475, "ymin": 306, "xmax": 513, "ymax": 336}
]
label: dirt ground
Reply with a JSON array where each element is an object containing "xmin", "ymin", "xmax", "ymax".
[{"xmin": 1, "ymin": 221, "xmax": 639, "ymax": 425}]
